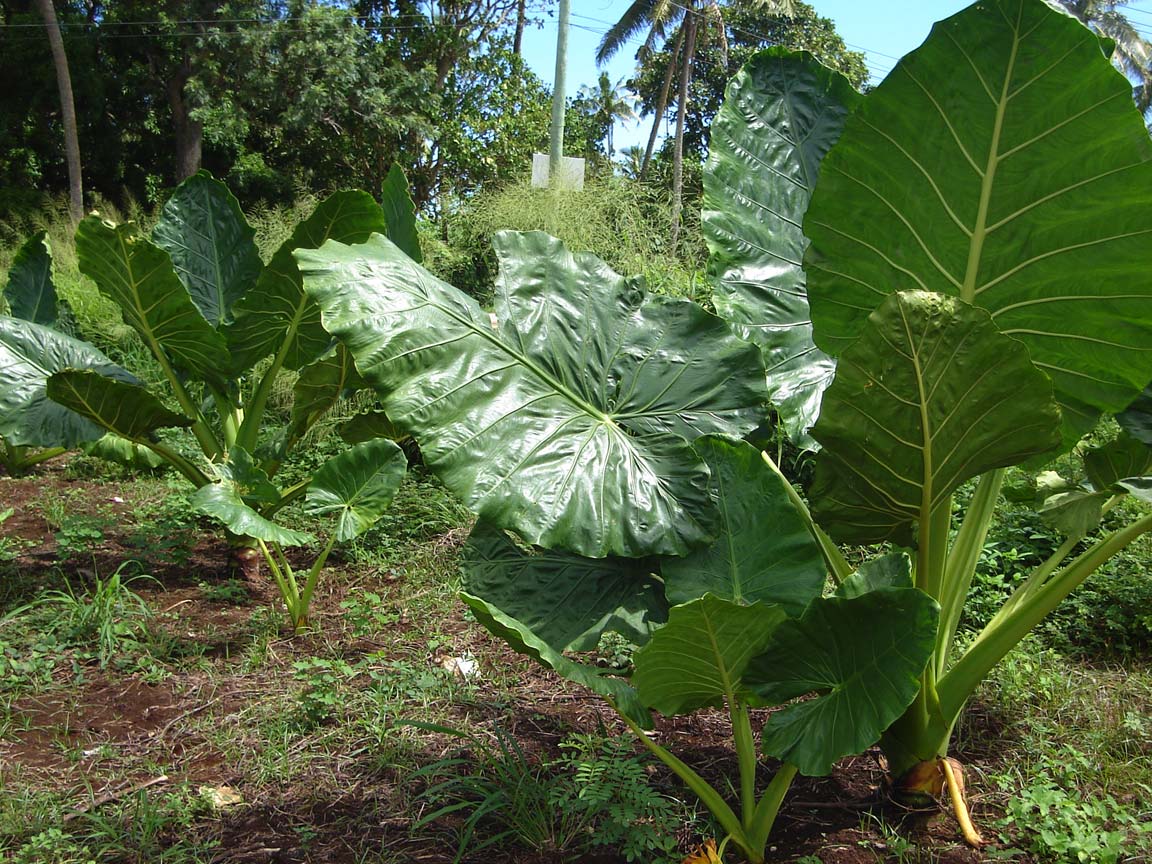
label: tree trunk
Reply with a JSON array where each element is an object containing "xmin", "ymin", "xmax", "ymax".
[
  {"xmin": 35, "ymin": 0, "xmax": 83, "ymax": 222},
  {"xmin": 167, "ymin": 56, "xmax": 202, "ymax": 181},
  {"xmin": 513, "ymin": 0, "xmax": 525, "ymax": 56},
  {"xmin": 669, "ymin": 13, "xmax": 697, "ymax": 251},
  {"xmin": 640, "ymin": 27, "xmax": 683, "ymax": 180}
]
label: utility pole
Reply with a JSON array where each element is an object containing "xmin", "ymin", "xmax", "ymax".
[{"xmin": 548, "ymin": 0, "xmax": 570, "ymax": 185}]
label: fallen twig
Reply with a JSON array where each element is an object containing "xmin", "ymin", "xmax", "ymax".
[{"xmin": 64, "ymin": 774, "xmax": 169, "ymax": 822}]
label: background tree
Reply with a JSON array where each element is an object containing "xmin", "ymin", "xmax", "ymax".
[
  {"xmin": 33, "ymin": 0, "xmax": 83, "ymax": 220},
  {"xmin": 1057, "ymin": 0, "xmax": 1152, "ymax": 112}
]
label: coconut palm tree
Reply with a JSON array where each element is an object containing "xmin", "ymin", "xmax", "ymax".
[
  {"xmin": 579, "ymin": 73, "xmax": 638, "ymax": 155},
  {"xmin": 596, "ymin": 0, "xmax": 796, "ymax": 247},
  {"xmin": 35, "ymin": 0, "xmax": 83, "ymax": 221},
  {"xmin": 1058, "ymin": 0, "xmax": 1152, "ymax": 112}
]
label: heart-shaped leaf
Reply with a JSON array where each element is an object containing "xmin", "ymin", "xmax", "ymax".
[
  {"xmin": 304, "ymin": 437, "xmax": 407, "ymax": 542},
  {"xmin": 745, "ymin": 588, "xmax": 939, "ymax": 776},
  {"xmin": 299, "ymin": 230, "xmax": 766, "ymax": 558},
  {"xmin": 810, "ymin": 291, "xmax": 1061, "ymax": 545},
  {"xmin": 835, "ymin": 552, "xmax": 912, "ymax": 599},
  {"xmin": 0, "ymin": 317, "xmax": 135, "ymax": 448},
  {"xmin": 75, "ymin": 216, "xmax": 231, "ymax": 382},
  {"xmin": 152, "ymin": 171, "xmax": 263, "ymax": 328},
  {"xmin": 1084, "ymin": 433, "xmax": 1152, "ymax": 492},
  {"xmin": 662, "ymin": 436, "xmax": 825, "ymax": 615},
  {"xmin": 46, "ymin": 370, "xmax": 194, "ymax": 440},
  {"xmin": 632, "ymin": 594, "xmax": 788, "ymax": 715},
  {"xmin": 462, "ymin": 521, "xmax": 667, "ymax": 652},
  {"xmin": 804, "ymin": 0, "xmax": 1152, "ymax": 446},
  {"xmin": 704, "ymin": 49, "xmax": 861, "ymax": 447},
  {"xmin": 3, "ymin": 232, "xmax": 56, "ymax": 325},
  {"xmin": 191, "ymin": 482, "xmax": 315, "ymax": 546}
]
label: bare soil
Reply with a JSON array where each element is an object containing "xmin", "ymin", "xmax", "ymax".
[{"xmin": 0, "ymin": 461, "xmax": 1018, "ymax": 862}]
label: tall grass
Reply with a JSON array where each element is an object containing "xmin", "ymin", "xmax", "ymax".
[{"xmin": 442, "ymin": 176, "xmax": 711, "ymax": 305}]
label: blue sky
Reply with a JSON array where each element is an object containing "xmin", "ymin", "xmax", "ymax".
[{"xmin": 518, "ymin": 0, "xmax": 1152, "ymax": 154}]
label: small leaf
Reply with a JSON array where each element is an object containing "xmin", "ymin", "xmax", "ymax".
[
  {"xmin": 632, "ymin": 594, "xmax": 788, "ymax": 715},
  {"xmin": 339, "ymin": 409, "xmax": 406, "ymax": 444},
  {"xmin": 835, "ymin": 553, "xmax": 912, "ymax": 599},
  {"xmin": 227, "ymin": 191, "xmax": 386, "ymax": 371},
  {"xmin": 3, "ymin": 232, "xmax": 55, "ymax": 325},
  {"xmin": 288, "ymin": 344, "xmax": 366, "ymax": 445},
  {"xmin": 219, "ymin": 447, "xmax": 281, "ymax": 507},
  {"xmin": 305, "ymin": 438, "xmax": 407, "ymax": 541},
  {"xmin": 1083, "ymin": 433, "xmax": 1152, "ymax": 492},
  {"xmin": 746, "ymin": 589, "xmax": 939, "ymax": 776},
  {"xmin": 82, "ymin": 434, "xmax": 166, "ymax": 469},
  {"xmin": 192, "ymin": 483, "xmax": 314, "ymax": 546},
  {"xmin": 1117, "ymin": 385, "xmax": 1152, "ymax": 446},
  {"xmin": 811, "ymin": 292, "xmax": 1061, "ymax": 545},
  {"xmin": 380, "ymin": 163, "xmax": 422, "ymax": 263},
  {"xmin": 1039, "ymin": 489, "xmax": 1110, "ymax": 537}
]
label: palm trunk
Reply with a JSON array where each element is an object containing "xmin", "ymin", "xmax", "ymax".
[
  {"xmin": 513, "ymin": 0, "xmax": 526, "ymax": 56},
  {"xmin": 640, "ymin": 28, "xmax": 683, "ymax": 180},
  {"xmin": 669, "ymin": 14, "xmax": 698, "ymax": 251},
  {"xmin": 168, "ymin": 55, "xmax": 203, "ymax": 181},
  {"xmin": 35, "ymin": 0, "xmax": 83, "ymax": 222}
]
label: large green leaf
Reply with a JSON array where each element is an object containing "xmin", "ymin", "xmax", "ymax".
[
  {"xmin": 0, "ymin": 317, "xmax": 134, "ymax": 448},
  {"xmin": 3, "ymin": 232, "xmax": 56, "ymax": 325},
  {"xmin": 299, "ymin": 230, "xmax": 766, "ymax": 558},
  {"xmin": 661, "ymin": 437, "xmax": 824, "ymax": 615},
  {"xmin": 305, "ymin": 438, "xmax": 407, "ymax": 542},
  {"xmin": 631, "ymin": 594, "xmax": 788, "ymax": 715},
  {"xmin": 703, "ymin": 49, "xmax": 861, "ymax": 448},
  {"xmin": 380, "ymin": 163, "xmax": 422, "ymax": 263},
  {"xmin": 75, "ymin": 216, "xmax": 231, "ymax": 381},
  {"xmin": 191, "ymin": 483, "xmax": 315, "ymax": 546},
  {"xmin": 461, "ymin": 521, "xmax": 668, "ymax": 653},
  {"xmin": 460, "ymin": 591, "xmax": 651, "ymax": 728},
  {"xmin": 745, "ymin": 589, "xmax": 939, "ymax": 776},
  {"xmin": 227, "ymin": 191, "xmax": 386, "ymax": 371},
  {"xmin": 151, "ymin": 172, "xmax": 262, "ymax": 328},
  {"xmin": 804, "ymin": 0, "xmax": 1152, "ymax": 445},
  {"xmin": 810, "ymin": 292, "xmax": 1061, "ymax": 545},
  {"xmin": 46, "ymin": 370, "xmax": 193, "ymax": 440}
]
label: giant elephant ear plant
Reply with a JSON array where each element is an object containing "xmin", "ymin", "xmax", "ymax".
[
  {"xmin": 296, "ymin": 52, "xmax": 943, "ymax": 864},
  {"xmin": 703, "ymin": 0, "xmax": 1152, "ymax": 847}
]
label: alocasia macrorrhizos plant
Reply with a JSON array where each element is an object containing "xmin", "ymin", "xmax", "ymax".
[
  {"xmin": 703, "ymin": 0, "xmax": 1152, "ymax": 844},
  {"xmin": 0, "ymin": 232, "xmax": 163, "ymax": 474},
  {"xmin": 299, "ymin": 224, "xmax": 943, "ymax": 861},
  {"xmin": 191, "ymin": 437, "xmax": 407, "ymax": 631},
  {"xmin": 0, "ymin": 168, "xmax": 420, "ymax": 551}
]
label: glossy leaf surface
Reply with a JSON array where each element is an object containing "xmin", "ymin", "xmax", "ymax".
[
  {"xmin": 305, "ymin": 438, "xmax": 407, "ymax": 542},
  {"xmin": 151, "ymin": 172, "xmax": 262, "ymax": 327},
  {"xmin": 462, "ymin": 521, "xmax": 667, "ymax": 652},
  {"xmin": 75, "ymin": 216, "xmax": 230, "ymax": 381},
  {"xmin": 288, "ymin": 345, "xmax": 365, "ymax": 444},
  {"xmin": 191, "ymin": 483, "xmax": 314, "ymax": 546},
  {"xmin": 3, "ymin": 232, "xmax": 55, "ymax": 325},
  {"xmin": 228, "ymin": 191, "xmax": 386, "ymax": 371},
  {"xmin": 1084, "ymin": 433, "xmax": 1152, "ymax": 491},
  {"xmin": 46, "ymin": 370, "xmax": 193, "ymax": 440},
  {"xmin": 0, "ymin": 317, "xmax": 134, "ymax": 448},
  {"xmin": 300, "ymin": 230, "xmax": 766, "ymax": 558},
  {"xmin": 1117, "ymin": 386, "xmax": 1152, "ymax": 446},
  {"xmin": 804, "ymin": 0, "xmax": 1152, "ymax": 444},
  {"xmin": 703, "ymin": 50, "xmax": 860, "ymax": 447},
  {"xmin": 745, "ymin": 589, "xmax": 938, "ymax": 776},
  {"xmin": 632, "ymin": 594, "xmax": 787, "ymax": 715},
  {"xmin": 810, "ymin": 292, "xmax": 1061, "ymax": 545},
  {"xmin": 661, "ymin": 437, "xmax": 824, "ymax": 615}
]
